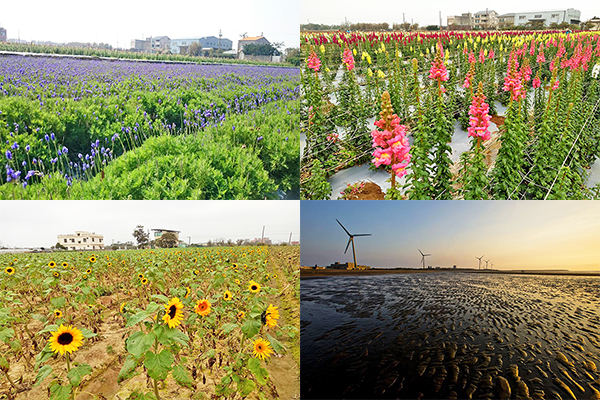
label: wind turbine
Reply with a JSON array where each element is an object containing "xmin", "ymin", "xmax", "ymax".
[
  {"xmin": 485, "ymin": 259, "xmax": 490, "ymax": 269},
  {"xmin": 419, "ymin": 249, "xmax": 431, "ymax": 269},
  {"xmin": 476, "ymin": 255, "xmax": 484, "ymax": 270},
  {"xmin": 336, "ymin": 219, "xmax": 371, "ymax": 269}
]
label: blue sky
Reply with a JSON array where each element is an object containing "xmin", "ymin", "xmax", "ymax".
[{"xmin": 301, "ymin": 201, "xmax": 600, "ymax": 271}]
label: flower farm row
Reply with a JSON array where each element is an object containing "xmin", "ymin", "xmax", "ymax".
[
  {"xmin": 0, "ymin": 55, "xmax": 300, "ymax": 199},
  {"xmin": 300, "ymin": 30, "xmax": 600, "ymax": 200},
  {"xmin": 0, "ymin": 246, "xmax": 299, "ymax": 400}
]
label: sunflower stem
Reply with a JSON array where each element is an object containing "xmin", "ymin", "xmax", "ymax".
[
  {"xmin": 66, "ymin": 352, "xmax": 71, "ymax": 372},
  {"xmin": 3, "ymin": 370, "xmax": 21, "ymax": 391},
  {"xmin": 153, "ymin": 377, "xmax": 161, "ymax": 400}
]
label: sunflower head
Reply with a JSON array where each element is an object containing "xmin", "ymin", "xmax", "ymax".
[
  {"xmin": 107, "ymin": 262, "xmax": 112, "ymax": 267},
  {"xmin": 89, "ymin": 256, "xmax": 97, "ymax": 263},
  {"xmin": 141, "ymin": 278, "xmax": 149, "ymax": 285},
  {"xmin": 82, "ymin": 274, "xmax": 88, "ymax": 280},
  {"xmin": 223, "ymin": 290, "xmax": 233, "ymax": 301},
  {"xmin": 61, "ymin": 262, "xmax": 68, "ymax": 268},
  {"xmin": 8, "ymin": 261, "xmax": 13, "ymax": 267},
  {"xmin": 194, "ymin": 299, "xmax": 211, "ymax": 316},
  {"xmin": 120, "ymin": 302, "xmax": 127, "ymax": 313},
  {"xmin": 54, "ymin": 310, "xmax": 62, "ymax": 318},
  {"xmin": 248, "ymin": 280, "xmax": 261, "ymax": 294},
  {"xmin": 237, "ymin": 311, "xmax": 245, "ymax": 319},
  {"xmin": 252, "ymin": 338, "xmax": 273, "ymax": 360},
  {"xmin": 86, "ymin": 268, "xmax": 92, "ymax": 274},
  {"xmin": 49, "ymin": 325, "xmax": 84, "ymax": 355},
  {"xmin": 163, "ymin": 298, "xmax": 184, "ymax": 329},
  {"xmin": 137, "ymin": 273, "xmax": 144, "ymax": 279},
  {"xmin": 49, "ymin": 261, "xmax": 56, "ymax": 268},
  {"xmin": 235, "ymin": 279, "xmax": 241, "ymax": 285},
  {"xmin": 193, "ymin": 270, "xmax": 200, "ymax": 276},
  {"xmin": 53, "ymin": 271, "xmax": 60, "ymax": 278},
  {"xmin": 184, "ymin": 287, "xmax": 191, "ymax": 299},
  {"xmin": 5, "ymin": 267, "xmax": 15, "ymax": 275},
  {"xmin": 265, "ymin": 304, "xmax": 280, "ymax": 328}
]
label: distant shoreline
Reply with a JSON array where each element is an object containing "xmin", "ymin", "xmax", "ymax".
[{"xmin": 300, "ymin": 268, "xmax": 600, "ymax": 279}]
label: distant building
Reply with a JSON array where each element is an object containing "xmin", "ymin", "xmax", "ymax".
[
  {"xmin": 0, "ymin": 27, "xmax": 6, "ymax": 43},
  {"xmin": 251, "ymin": 237, "xmax": 272, "ymax": 245},
  {"xmin": 498, "ymin": 13, "xmax": 516, "ymax": 28},
  {"xmin": 151, "ymin": 229, "xmax": 180, "ymax": 242},
  {"xmin": 151, "ymin": 36, "xmax": 171, "ymax": 52},
  {"xmin": 131, "ymin": 38, "xmax": 151, "ymax": 52},
  {"xmin": 513, "ymin": 8, "xmax": 581, "ymax": 26},
  {"xmin": 473, "ymin": 9, "xmax": 499, "ymax": 29},
  {"xmin": 587, "ymin": 16, "xmax": 600, "ymax": 31},
  {"xmin": 237, "ymin": 35, "xmax": 270, "ymax": 53},
  {"xmin": 57, "ymin": 231, "xmax": 104, "ymax": 251},
  {"xmin": 170, "ymin": 36, "xmax": 232, "ymax": 54},
  {"xmin": 327, "ymin": 262, "xmax": 371, "ymax": 270},
  {"xmin": 447, "ymin": 13, "xmax": 473, "ymax": 29}
]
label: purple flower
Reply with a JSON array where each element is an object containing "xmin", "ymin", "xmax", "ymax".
[
  {"xmin": 257, "ymin": 136, "xmax": 264, "ymax": 142},
  {"xmin": 5, "ymin": 150, "xmax": 12, "ymax": 160},
  {"xmin": 25, "ymin": 145, "xmax": 30, "ymax": 152}
]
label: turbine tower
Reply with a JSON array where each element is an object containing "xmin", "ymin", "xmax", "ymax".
[
  {"xmin": 419, "ymin": 249, "xmax": 431, "ymax": 269},
  {"xmin": 485, "ymin": 259, "xmax": 490, "ymax": 269},
  {"xmin": 336, "ymin": 219, "xmax": 371, "ymax": 269},
  {"xmin": 476, "ymin": 255, "xmax": 484, "ymax": 270}
]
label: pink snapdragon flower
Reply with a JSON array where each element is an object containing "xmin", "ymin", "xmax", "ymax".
[
  {"xmin": 532, "ymin": 75, "xmax": 541, "ymax": 89},
  {"xmin": 503, "ymin": 51, "xmax": 525, "ymax": 101},
  {"xmin": 307, "ymin": 51, "xmax": 321, "ymax": 72},
  {"xmin": 468, "ymin": 82, "xmax": 492, "ymax": 142},
  {"xmin": 479, "ymin": 49, "xmax": 485, "ymax": 63},
  {"xmin": 342, "ymin": 48, "xmax": 355, "ymax": 72},
  {"xmin": 371, "ymin": 92, "xmax": 411, "ymax": 179},
  {"xmin": 468, "ymin": 51, "xmax": 476, "ymax": 64},
  {"xmin": 536, "ymin": 45, "xmax": 546, "ymax": 63},
  {"xmin": 488, "ymin": 49, "xmax": 495, "ymax": 60},
  {"xmin": 551, "ymin": 80, "xmax": 560, "ymax": 91}
]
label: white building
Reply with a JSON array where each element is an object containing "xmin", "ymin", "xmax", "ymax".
[
  {"xmin": 57, "ymin": 231, "xmax": 104, "ymax": 251},
  {"xmin": 513, "ymin": 8, "xmax": 581, "ymax": 26},
  {"xmin": 473, "ymin": 10, "xmax": 499, "ymax": 29},
  {"xmin": 170, "ymin": 36, "xmax": 232, "ymax": 54}
]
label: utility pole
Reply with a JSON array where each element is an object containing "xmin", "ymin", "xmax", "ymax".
[
  {"xmin": 188, "ymin": 236, "xmax": 191, "ymax": 246},
  {"xmin": 261, "ymin": 226, "xmax": 265, "ymax": 244},
  {"xmin": 403, "ymin": 13, "xmax": 406, "ymax": 24},
  {"xmin": 439, "ymin": 11, "xmax": 442, "ymax": 30},
  {"xmin": 288, "ymin": 232, "xmax": 292, "ymax": 245},
  {"xmin": 218, "ymin": 29, "xmax": 222, "ymax": 51}
]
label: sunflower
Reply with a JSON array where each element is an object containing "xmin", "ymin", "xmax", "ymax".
[
  {"xmin": 61, "ymin": 262, "xmax": 68, "ymax": 268},
  {"xmin": 272, "ymin": 274, "xmax": 277, "ymax": 279},
  {"xmin": 265, "ymin": 304, "xmax": 280, "ymax": 328},
  {"xmin": 89, "ymin": 256, "xmax": 97, "ymax": 263},
  {"xmin": 237, "ymin": 311, "xmax": 245, "ymax": 319},
  {"xmin": 53, "ymin": 271, "xmax": 60, "ymax": 278},
  {"xmin": 48, "ymin": 261, "xmax": 56, "ymax": 268},
  {"xmin": 8, "ymin": 261, "xmax": 14, "ymax": 267},
  {"xmin": 193, "ymin": 270, "xmax": 200, "ymax": 276},
  {"xmin": 223, "ymin": 290, "xmax": 233, "ymax": 301},
  {"xmin": 184, "ymin": 287, "xmax": 191, "ymax": 299},
  {"xmin": 82, "ymin": 274, "xmax": 88, "ymax": 280},
  {"xmin": 137, "ymin": 273, "xmax": 144, "ymax": 279},
  {"xmin": 5, "ymin": 266, "xmax": 15, "ymax": 275},
  {"xmin": 141, "ymin": 278, "xmax": 149, "ymax": 285},
  {"xmin": 252, "ymin": 338, "xmax": 273, "ymax": 360},
  {"xmin": 107, "ymin": 262, "xmax": 112, "ymax": 267},
  {"xmin": 54, "ymin": 310, "xmax": 62, "ymax": 318},
  {"xmin": 248, "ymin": 280, "xmax": 261, "ymax": 294},
  {"xmin": 163, "ymin": 298, "xmax": 184, "ymax": 328},
  {"xmin": 86, "ymin": 268, "xmax": 92, "ymax": 274},
  {"xmin": 48, "ymin": 325, "xmax": 84, "ymax": 355},
  {"xmin": 194, "ymin": 299, "xmax": 211, "ymax": 316},
  {"xmin": 235, "ymin": 279, "xmax": 241, "ymax": 285},
  {"xmin": 120, "ymin": 302, "xmax": 127, "ymax": 313}
]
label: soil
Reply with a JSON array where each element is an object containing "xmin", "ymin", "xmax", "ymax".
[
  {"xmin": 344, "ymin": 181, "xmax": 385, "ymax": 200},
  {"xmin": 490, "ymin": 114, "xmax": 505, "ymax": 127}
]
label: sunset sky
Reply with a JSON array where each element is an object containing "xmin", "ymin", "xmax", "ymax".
[{"xmin": 301, "ymin": 201, "xmax": 600, "ymax": 271}]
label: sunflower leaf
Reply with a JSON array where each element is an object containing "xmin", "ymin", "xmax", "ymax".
[
  {"xmin": 118, "ymin": 355, "xmax": 138, "ymax": 383},
  {"xmin": 172, "ymin": 363, "xmax": 194, "ymax": 389},
  {"xmin": 51, "ymin": 297, "xmax": 66, "ymax": 310},
  {"xmin": 146, "ymin": 302, "xmax": 161, "ymax": 313},
  {"xmin": 247, "ymin": 357, "xmax": 268, "ymax": 385},
  {"xmin": 80, "ymin": 328, "xmax": 97, "ymax": 339},
  {"xmin": 38, "ymin": 324, "xmax": 59, "ymax": 335},
  {"xmin": 199, "ymin": 349, "xmax": 215, "ymax": 360},
  {"xmin": 164, "ymin": 327, "xmax": 190, "ymax": 346},
  {"xmin": 67, "ymin": 363, "xmax": 92, "ymax": 387},
  {"xmin": 126, "ymin": 331, "xmax": 155, "ymax": 359},
  {"xmin": 35, "ymin": 343, "xmax": 54, "ymax": 369},
  {"xmin": 249, "ymin": 305, "xmax": 262, "ymax": 319},
  {"xmin": 151, "ymin": 294, "xmax": 169, "ymax": 303},
  {"xmin": 126, "ymin": 310, "xmax": 152, "ymax": 327},
  {"xmin": 238, "ymin": 378, "xmax": 256, "ymax": 397},
  {"xmin": 49, "ymin": 382, "xmax": 72, "ymax": 400},
  {"xmin": 144, "ymin": 349, "xmax": 173, "ymax": 381},
  {"xmin": 241, "ymin": 319, "xmax": 262, "ymax": 339},
  {"xmin": 222, "ymin": 323, "xmax": 238, "ymax": 334},
  {"xmin": 34, "ymin": 365, "xmax": 53, "ymax": 387},
  {"xmin": 0, "ymin": 327, "xmax": 14, "ymax": 343},
  {"xmin": 266, "ymin": 334, "xmax": 285, "ymax": 354}
]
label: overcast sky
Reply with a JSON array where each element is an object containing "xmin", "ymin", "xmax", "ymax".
[
  {"xmin": 301, "ymin": 201, "xmax": 600, "ymax": 271},
  {"xmin": 0, "ymin": 201, "xmax": 299, "ymax": 248},
  {"xmin": 1, "ymin": 0, "xmax": 299, "ymax": 50},
  {"xmin": 302, "ymin": 0, "xmax": 598, "ymax": 27}
]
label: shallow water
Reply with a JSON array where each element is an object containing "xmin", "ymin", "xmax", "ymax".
[{"xmin": 301, "ymin": 273, "xmax": 600, "ymax": 399}]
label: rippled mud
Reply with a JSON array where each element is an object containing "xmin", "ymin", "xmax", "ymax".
[{"xmin": 301, "ymin": 273, "xmax": 600, "ymax": 399}]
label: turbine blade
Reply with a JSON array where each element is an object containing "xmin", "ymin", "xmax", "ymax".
[
  {"xmin": 344, "ymin": 238, "xmax": 352, "ymax": 254},
  {"xmin": 419, "ymin": 249, "xmax": 424, "ymax": 256},
  {"xmin": 336, "ymin": 219, "xmax": 352, "ymax": 237},
  {"xmin": 424, "ymin": 254, "xmax": 431, "ymax": 256},
  {"xmin": 353, "ymin": 233, "xmax": 371, "ymax": 237}
]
